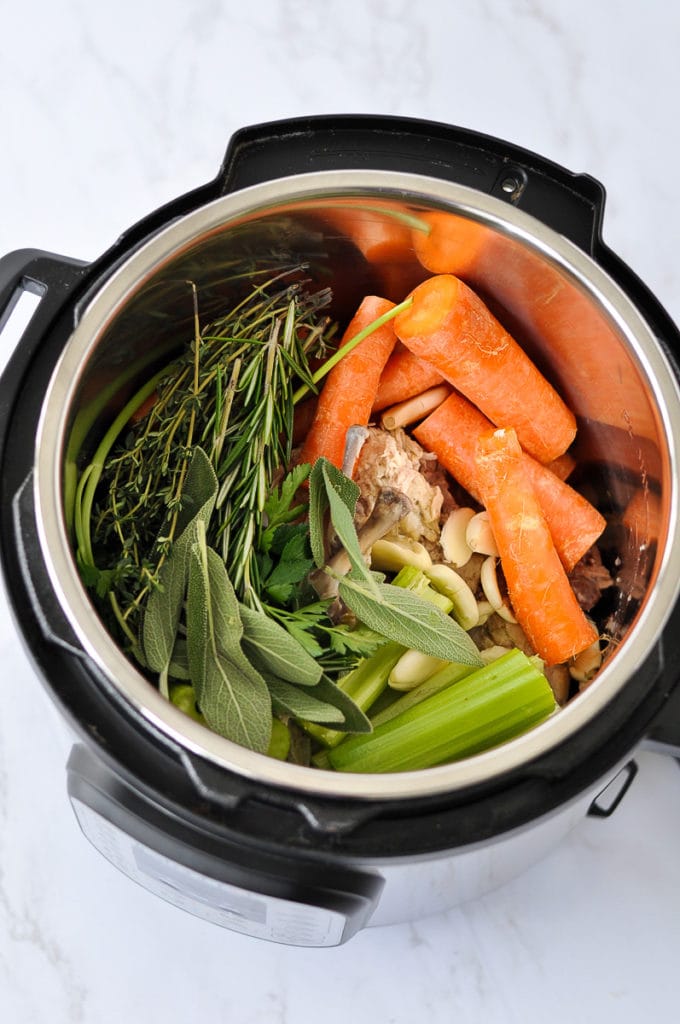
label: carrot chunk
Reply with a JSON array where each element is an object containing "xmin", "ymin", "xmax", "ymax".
[
  {"xmin": 413, "ymin": 390, "xmax": 605, "ymax": 572},
  {"xmin": 412, "ymin": 210, "xmax": 488, "ymax": 277},
  {"xmin": 395, "ymin": 274, "xmax": 577, "ymax": 463},
  {"xmin": 372, "ymin": 347, "xmax": 445, "ymax": 412},
  {"xmin": 298, "ymin": 295, "xmax": 397, "ymax": 470},
  {"xmin": 474, "ymin": 428, "xmax": 599, "ymax": 665}
]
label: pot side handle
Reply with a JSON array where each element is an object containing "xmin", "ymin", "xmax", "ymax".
[
  {"xmin": 0, "ymin": 248, "xmax": 88, "ymax": 398},
  {"xmin": 217, "ymin": 114, "xmax": 606, "ymax": 255}
]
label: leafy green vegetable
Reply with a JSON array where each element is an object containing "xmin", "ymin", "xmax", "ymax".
[
  {"xmin": 260, "ymin": 524, "xmax": 315, "ymax": 605},
  {"xmin": 308, "ymin": 457, "xmax": 362, "ymax": 572},
  {"xmin": 266, "ymin": 676, "xmax": 346, "ymax": 724},
  {"xmin": 141, "ymin": 447, "xmax": 219, "ymax": 695},
  {"xmin": 259, "ymin": 462, "xmax": 311, "ymax": 553},
  {"xmin": 186, "ymin": 521, "xmax": 272, "ymax": 753},
  {"xmin": 338, "ymin": 575, "xmax": 483, "ymax": 667},
  {"xmin": 238, "ymin": 602, "xmax": 322, "ymax": 686}
]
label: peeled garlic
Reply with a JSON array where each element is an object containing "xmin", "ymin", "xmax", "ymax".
[
  {"xmin": 479, "ymin": 645, "xmax": 514, "ymax": 664},
  {"xmin": 465, "ymin": 511, "xmax": 500, "ymax": 557},
  {"xmin": 439, "ymin": 507, "xmax": 475, "ymax": 567},
  {"xmin": 480, "ymin": 556, "xmax": 517, "ymax": 623},
  {"xmin": 425, "ymin": 563, "xmax": 480, "ymax": 630},
  {"xmin": 475, "ymin": 600, "xmax": 495, "ymax": 625},
  {"xmin": 389, "ymin": 649, "xmax": 448, "ymax": 691},
  {"xmin": 569, "ymin": 635, "xmax": 602, "ymax": 685},
  {"xmin": 371, "ymin": 537, "xmax": 432, "ymax": 573}
]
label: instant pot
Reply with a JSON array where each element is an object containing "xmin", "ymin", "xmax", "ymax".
[{"xmin": 1, "ymin": 115, "xmax": 680, "ymax": 946}]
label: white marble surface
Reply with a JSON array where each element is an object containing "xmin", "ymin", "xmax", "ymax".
[{"xmin": 2, "ymin": 1, "xmax": 680, "ymax": 1020}]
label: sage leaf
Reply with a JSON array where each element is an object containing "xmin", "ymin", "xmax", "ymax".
[
  {"xmin": 196, "ymin": 650, "xmax": 272, "ymax": 753},
  {"xmin": 186, "ymin": 524, "xmax": 271, "ymax": 753},
  {"xmin": 141, "ymin": 446, "xmax": 218, "ymax": 675},
  {"xmin": 338, "ymin": 576, "xmax": 484, "ymax": 667},
  {"xmin": 308, "ymin": 457, "xmax": 360, "ymax": 568},
  {"xmin": 266, "ymin": 676, "xmax": 345, "ymax": 724},
  {"xmin": 321, "ymin": 461, "xmax": 373, "ymax": 585},
  {"xmin": 168, "ymin": 637, "xmax": 191, "ymax": 680},
  {"xmin": 239, "ymin": 603, "xmax": 322, "ymax": 686},
  {"xmin": 308, "ymin": 459, "xmax": 329, "ymax": 568},
  {"xmin": 312, "ymin": 675, "xmax": 373, "ymax": 734},
  {"xmin": 175, "ymin": 445, "xmax": 220, "ymax": 536},
  {"xmin": 142, "ymin": 543, "xmax": 193, "ymax": 674}
]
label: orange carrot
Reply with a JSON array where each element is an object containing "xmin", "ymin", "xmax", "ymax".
[
  {"xmin": 522, "ymin": 458, "xmax": 605, "ymax": 573},
  {"xmin": 298, "ymin": 295, "xmax": 397, "ymax": 470},
  {"xmin": 320, "ymin": 204, "xmax": 427, "ymax": 301},
  {"xmin": 412, "ymin": 210, "xmax": 488, "ymax": 277},
  {"xmin": 545, "ymin": 451, "xmax": 576, "ymax": 482},
  {"xmin": 622, "ymin": 488, "xmax": 662, "ymax": 546},
  {"xmin": 413, "ymin": 390, "xmax": 605, "ymax": 572},
  {"xmin": 322, "ymin": 204, "xmax": 413, "ymax": 266},
  {"xmin": 372, "ymin": 347, "xmax": 445, "ymax": 412},
  {"xmin": 395, "ymin": 274, "xmax": 577, "ymax": 463},
  {"xmin": 475, "ymin": 428, "xmax": 599, "ymax": 665}
]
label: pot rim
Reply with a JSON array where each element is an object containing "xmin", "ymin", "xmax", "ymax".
[{"xmin": 33, "ymin": 168, "xmax": 680, "ymax": 801}]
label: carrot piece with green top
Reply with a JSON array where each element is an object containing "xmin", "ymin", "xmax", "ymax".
[
  {"xmin": 394, "ymin": 274, "xmax": 577, "ymax": 463},
  {"xmin": 372, "ymin": 347, "xmax": 445, "ymax": 412},
  {"xmin": 474, "ymin": 427, "xmax": 598, "ymax": 665},
  {"xmin": 413, "ymin": 389, "xmax": 604, "ymax": 572},
  {"xmin": 298, "ymin": 295, "xmax": 397, "ymax": 470}
]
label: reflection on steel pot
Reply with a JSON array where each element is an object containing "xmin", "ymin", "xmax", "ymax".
[{"xmin": 1, "ymin": 116, "xmax": 680, "ymax": 946}]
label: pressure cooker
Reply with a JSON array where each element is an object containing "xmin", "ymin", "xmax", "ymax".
[{"xmin": 1, "ymin": 115, "xmax": 679, "ymax": 947}]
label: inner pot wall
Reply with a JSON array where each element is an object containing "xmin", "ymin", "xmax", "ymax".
[{"xmin": 34, "ymin": 170, "xmax": 680, "ymax": 803}]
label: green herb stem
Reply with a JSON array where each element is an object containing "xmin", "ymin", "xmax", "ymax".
[
  {"xmin": 292, "ymin": 296, "xmax": 413, "ymax": 405},
  {"xmin": 74, "ymin": 367, "xmax": 170, "ymax": 569},
  {"xmin": 327, "ymin": 649, "xmax": 557, "ymax": 773}
]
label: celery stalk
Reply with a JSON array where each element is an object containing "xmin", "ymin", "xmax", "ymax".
[
  {"xmin": 328, "ymin": 649, "xmax": 556, "ymax": 773},
  {"xmin": 304, "ymin": 642, "xmax": 404, "ymax": 749},
  {"xmin": 370, "ymin": 660, "xmax": 475, "ymax": 728}
]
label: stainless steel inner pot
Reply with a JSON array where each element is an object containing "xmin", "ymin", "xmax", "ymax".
[{"xmin": 34, "ymin": 169, "xmax": 680, "ymax": 801}]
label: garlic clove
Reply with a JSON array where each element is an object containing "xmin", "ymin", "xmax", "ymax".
[
  {"xmin": 370, "ymin": 537, "xmax": 433, "ymax": 573},
  {"xmin": 569, "ymin": 633, "xmax": 602, "ymax": 686},
  {"xmin": 425, "ymin": 563, "xmax": 480, "ymax": 630},
  {"xmin": 480, "ymin": 556, "xmax": 517, "ymax": 623},
  {"xmin": 465, "ymin": 511, "xmax": 500, "ymax": 557},
  {"xmin": 440, "ymin": 507, "xmax": 476, "ymax": 566},
  {"xmin": 388, "ymin": 649, "xmax": 448, "ymax": 690}
]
